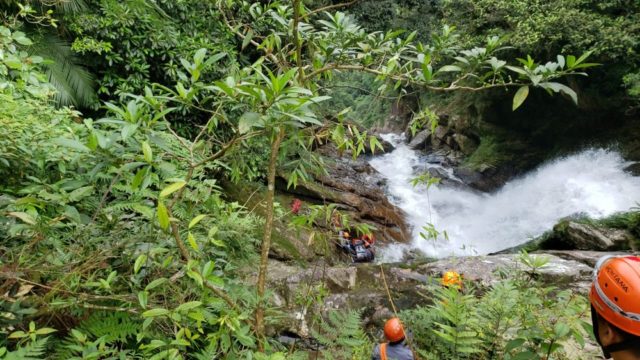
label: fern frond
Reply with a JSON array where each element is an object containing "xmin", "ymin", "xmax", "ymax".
[
  {"xmin": 430, "ymin": 286, "xmax": 483, "ymax": 356},
  {"xmin": 3, "ymin": 337, "xmax": 49, "ymax": 360},
  {"xmin": 78, "ymin": 311, "xmax": 140, "ymax": 343},
  {"xmin": 312, "ymin": 309, "xmax": 372, "ymax": 360}
]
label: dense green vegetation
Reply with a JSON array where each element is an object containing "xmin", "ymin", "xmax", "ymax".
[{"xmin": 0, "ymin": 1, "xmax": 629, "ymax": 359}]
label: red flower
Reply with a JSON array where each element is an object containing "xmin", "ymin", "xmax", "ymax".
[{"xmin": 291, "ymin": 198, "xmax": 302, "ymax": 214}]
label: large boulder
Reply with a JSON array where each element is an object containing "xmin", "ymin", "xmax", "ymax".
[
  {"xmin": 416, "ymin": 253, "xmax": 594, "ymax": 293},
  {"xmin": 548, "ymin": 221, "xmax": 635, "ymax": 251},
  {"xmin": 452, "ymin": 133, "xmax": 479, "ymax": 155},
  {"xmin": 624, "ymin": 162, "xmax": 640, "ymax": 176},
  {"xmin": 407, "ymin": 129, "xmax": 431, "ymax": 150},
  {"xmin": 453, "ymin": 165, "xmax": 517, "ymax": 192}
]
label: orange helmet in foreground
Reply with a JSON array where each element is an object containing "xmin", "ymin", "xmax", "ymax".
[
  {"xmin": 383, "ymin": 317, "xmax": 406, "ymax": 343},
  {"xmin": 441, "ymin": 271, "xmax": 463, "ymax": 289},
  {"xmin": 589, "ymin": 255, "xmax": 640, "ymax": 356}
]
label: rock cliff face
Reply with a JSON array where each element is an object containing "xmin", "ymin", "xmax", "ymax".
[{"xmin": 277, "ymin": 143, "xmax": 411, "ymax": 245}]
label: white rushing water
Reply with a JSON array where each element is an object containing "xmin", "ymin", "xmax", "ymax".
[{"xmin": 369, "ymin": 134, "xmax": 640, "ymax": 261}]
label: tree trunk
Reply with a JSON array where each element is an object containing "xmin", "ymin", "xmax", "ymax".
[{"xmin": 255, "ymin": 128, "xmax": 285, "ymax": 350}]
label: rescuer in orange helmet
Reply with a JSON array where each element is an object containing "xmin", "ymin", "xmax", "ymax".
[
  {"xmin": 371, "ymin": 317, "xmax": 414, "ymax": 360},
  {"xmin": 590, "ymin": 255, "xmax": 640, "ymax": 359}
]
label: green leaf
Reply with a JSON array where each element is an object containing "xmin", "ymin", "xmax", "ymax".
[
  {"xmin": 211, "ymin": 238, "xmax": 226, "ymax": 248},
  {"xmin": 34, "ymin": 328, "xmax": 57, "ymax": 335},
  {"xmin": 187, "ymin": 232, "xmax": 199, "ymax": 251},
  {"xmin": 512, "ymin": 86, "xmax": 529, "ymax": 111},
  {"xmin": 187, "ymin": 270, "xmax": 204, "ymax": 287},
  {"xmin": 193, "ymin": 48, "xmax": 207, "ymax": 66},
  {"xmin": 539, "ymin": 82, "xmax": 578, "ymax": 105},
  {"xmin": 142, "ymin": 141, "xmax": 153, "ymax": 162},
  {"xmin": 202, "ymin": 261, "xmax": 215, "ymax": 278},
  {"xmin": 438, "ymin": 65, "xmax": 462, "ymax": 73},
  {"xmin": 188, "ymin": 215, "xmax": 206, "ymax": 229},
  {"xmin": 145, "ymin": 278, "xmax": 168, "ymax": 291},
  {"xmin": 8, "ymin": 212, "xmax": 36, "ymax": 225},
  {"xmin": 134, "ymin": 254, "xmax": 147, "ymax": 274},
  {"xmin": 160, "ymin": 181, "xmax": 186, "ymax": 198},
  {"xmin": 138, "ymin": 291, "xmax": 148, "ymax": 309},
  {"xmin": 12, "ymin": 31, "xmax": 32, "ymax": 46},
  {"xmin": 505, "ymin": 65, "xmax": 528, "ymax": 76},
  {"xmin": 157, "ymin": 201, "xmax": 170, "ymax": 230},
  {"xmin": 554, "ymin": 323, "xmax": 571, "ymax": 338},
  {"xmin": 121, "ymin": 123, "xmax": 139, "ymax": 141},
  {"xmin": 575, "ymin": 50, "xmax": 594, "ymax": 66},
  {"xmin": 143, "ymin": 308, "xmax": 170, "ymax": 318},
  {"xmin": 132, "ymin": 167, "xmax": 147, "ymax": 189},
  {"xmin": 68, "ymin": 186, "xmax": 94, "ymax": 202},
  {"xmin": 238, "ymin": 112, "xmax": 260, "ymax": 134},
  {"xmin": 8, "ymin": 331, "xmax": 27, "ymax": 339},
  {"xmin": 175, "ymin": 301, "xmax": 202, "ymax": 313},
  {"xmin": 505, "ymin": 338, "xmax": 526, "ymax": 353},
  {"xmin": 53, "ymin": 138, "xmax": 90, "ymax": 152},
  {"xmin": 242, "ymin": 30, "xmax": 254, "ymax": 50},
  {"xmin": 510, "ymin": 350, "xmax": 538, "ymax": 360}
]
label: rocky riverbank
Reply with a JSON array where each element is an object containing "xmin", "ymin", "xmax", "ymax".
[{"xmin": 244, "ymin": 250, "xmax": 619, "ymax": 342}]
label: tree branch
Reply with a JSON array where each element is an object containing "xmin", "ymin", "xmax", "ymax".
[
  {"xmin": 216, "ymin": 2, "xmax": 280, "ymax": 65},
  {"xmin": 293, "ymin": 0, "xmax": 305, "ymax": 83},
  {"xmin": 306, "ymin": 0, "xmax": 359, "ymax": 17}
]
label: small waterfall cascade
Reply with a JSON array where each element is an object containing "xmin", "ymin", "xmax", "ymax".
[{"xmin": 369, "ymin": 134, "xmax": 640, "ymax": 260}]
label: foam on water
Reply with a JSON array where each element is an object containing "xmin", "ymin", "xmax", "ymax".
[{"xmin": 369, "ymin": 134, "xmax": 640, "ymax": 261}]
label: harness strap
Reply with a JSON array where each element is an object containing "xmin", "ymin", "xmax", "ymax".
[{"xmin": 380, "ymin": 343, "xmax": 387, "ymax": 360}]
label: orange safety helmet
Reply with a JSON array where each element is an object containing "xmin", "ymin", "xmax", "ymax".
[
  {"xmin": 589, "ymin": 255, "xmax": 640, "ymax": 356},
  {"xmin": 441, "ymin": 271, "xmax": 463, "ymax": 289},
  {"xmin": 383, "ymin": 317, "xmax": 406, "ymax": 343}
]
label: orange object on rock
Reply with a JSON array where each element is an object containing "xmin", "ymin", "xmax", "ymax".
[{"xmin": 441, "ymin": 271, "xmax": 463, "ymax": 289}]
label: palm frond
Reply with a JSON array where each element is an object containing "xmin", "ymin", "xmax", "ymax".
[
  {"xmin": 32, "ymin": 32, "xmax": 98, "ymax": 108},
  {"xmin": 54, "ymin": 0, "xmax": 88, "ymax": 14}
]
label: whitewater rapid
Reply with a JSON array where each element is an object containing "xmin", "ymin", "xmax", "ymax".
[{"xmin": 369, "ymin": 134, "xmax": 640, "ymax": 261}]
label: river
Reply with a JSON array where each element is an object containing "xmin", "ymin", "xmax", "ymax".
[{"xmin": 369, "ymin": 134, "xmax": 640, "ymax": 261}]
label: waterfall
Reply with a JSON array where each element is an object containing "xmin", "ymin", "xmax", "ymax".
[{"xmin": 369, "ymin": 134, "xmax": 640, "ymax": 261}]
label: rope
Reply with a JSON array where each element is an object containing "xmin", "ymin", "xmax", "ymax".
[
  {"xmin": 378, "ymin": 264, "xmax": 421, "ymax": 360},
  {"xmin": 379, "ymin": 264, "xmax": 399, "ymax": 315}
]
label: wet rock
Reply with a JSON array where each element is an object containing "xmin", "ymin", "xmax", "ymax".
[
  {"xmin": 448, "ymin": 114, "xmax": 471, "ymax": 132},
  {"xmin": 270, "ymin": 223, "xmax": 317, "ymax": 261},
  {"xmin": 433, "ymin": 126, "xmax": 449, "ymax": 140},
  {"xmin": 549, "ymin": 221, "xmax": 634, "ymax": 251},
  {"xmin": 452, "ymin": 133, "xmax": 479, "ymax": 155},
  {"xmin": 453, "ymin": 165, "xmax": 518, "ymax": 192},
  {"xmin": 407, "ymin": 129, "xmax": 431, "ymax": 150},
  {"xmin": 624, "ymin": 162, "xmax": 640, "ymax": 176},
  {"xmin": 250, "ymin": 252, "xmax": 603, "ymax": 338},
  {"xmin": 279, "ymin": 143, "xmax": 412, "ymax": 244},
  {"xmin": 417, "ymin": 253, "xmax": 594, "ymax": 293},
  {"xmin": 541, "ymin": 250, "xmax": 629, "ymax": 267},
  {"xmin": 445, "ymin": 135, "xmax": 457, "ymax": 149}
]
